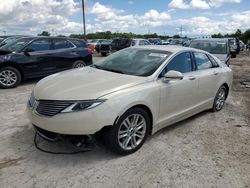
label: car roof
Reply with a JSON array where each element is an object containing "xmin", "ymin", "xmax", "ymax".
[
  {"xmin": 132, "ymin": 45, "xmax": 207, "ymax": 53},
  {"xmin": 191, "ymin": 38, "xmax": 228, "ymax": 42}
]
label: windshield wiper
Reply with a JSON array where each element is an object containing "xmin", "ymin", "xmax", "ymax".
[
  {"xmin": 102, "ymin": 68, "xmax": 124, "ymax": 74},
  {"xmin": 91, "ymin": 64, "xmax": 124, "ymax": 74}
]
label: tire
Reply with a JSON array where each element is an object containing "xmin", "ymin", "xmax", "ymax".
[
  {"xmin": 212, "ymin": 85, "xmax": 227, "ymax": 112},
  {"xmin": 232, "ymin": 54, "xmax": 236, "ymax": 58},
  {"xmin": 101, "ymin": 52, "xmax": 107, "ymax": 57},
  {"xmin": 105, "ymin": 107, "xmax": 150, "ymax": 155},
  {"xmin": 72, "ymin": 60, "xmax": 86, "ymax": 68},
  {"xmin": 0, "ymin": 66, "xmax": 21, "ymax": 89}
]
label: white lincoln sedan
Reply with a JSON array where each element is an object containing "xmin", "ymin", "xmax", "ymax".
[{"xmin": 27, "ymin": 46, "xmax": 233, "ymax": 155}]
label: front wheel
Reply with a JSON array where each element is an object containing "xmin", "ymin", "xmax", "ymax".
[
  {"xmin": 72, "ymin": 60, "xmax": 86, "ymax": 68},
  {"xmin": 212, "ymin": 85, "xmax": 227, "ymax": 112},
  {"xmin": 0, "ymin": 66, "xmax": 21, "ymax": 89},
  {"xmin": 105, "ymin": 108, "xmax": 150, "ymax": 155}
]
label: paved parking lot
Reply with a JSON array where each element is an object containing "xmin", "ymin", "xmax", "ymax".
[{"xmin": 0, "ymin": 52, "xmax": 249, "ymax": 188}]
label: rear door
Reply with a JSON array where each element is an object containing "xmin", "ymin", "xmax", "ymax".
[
  {"xmin": 50, "ymin": 38, "xmax": 77, "ymax": 71},
  {"xmin": 192, "ymin": 52, "xmax": 221, "ymax": 105}
]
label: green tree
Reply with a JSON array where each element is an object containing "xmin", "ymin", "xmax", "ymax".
[{"xmin": 38, "ymin": 31, "xmax": 51, "ymax": 36}]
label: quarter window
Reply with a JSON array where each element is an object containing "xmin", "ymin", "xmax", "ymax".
[
  {"xmin": 53, "ymin": 39, "xmax": 74, "ymax": 49},
  {"xmin": 26, "ymin": 39, "xmax": 51, "ymax": 51},
  {"xmin": 193, "ymin": 52, "xmax": 213, "ymax": 70}
]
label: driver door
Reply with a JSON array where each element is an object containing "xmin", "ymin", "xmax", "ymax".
[
  {"xmin": 157, "ymin": 52, "xmax": 199, "ymax": 129},
  {"xmin": 22, "ymin": 38, "xmax": 54, "ymax": 77}
]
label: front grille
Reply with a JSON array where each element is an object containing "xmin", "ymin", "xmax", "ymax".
[
  {"xmin": 100, "ymin": 44, "xmax": 110, "ymax": 50},
  {"xmin": 36, "ymin": 100, "xmax": 74, "ymax": 117}
]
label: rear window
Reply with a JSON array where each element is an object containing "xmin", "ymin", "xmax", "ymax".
[
  {"xmin": 190, "ymin": 41, "xmax": 227, "ymax": 54},
  {"xmin": 70, "ymin": 39, "xmax": 87, "ymax": 48}
]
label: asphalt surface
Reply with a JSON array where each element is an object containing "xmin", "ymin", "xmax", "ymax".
[{"xmin": 0, "ymin": 52, "xmax": 249, "ymax": 188}]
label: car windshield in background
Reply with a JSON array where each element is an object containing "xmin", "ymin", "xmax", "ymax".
[
  {"xmin": 94, "ymin": 48, "xmax": 171, "ymax": 76},
  {"xmin": 1, "ymin": 38, "xmax": 32, "ymax": 52},
  {"xmin": 100, "ymin": 40, "xmax": 111, "ymax": 44},
  {"xmin": 189, "ymin": 41, "xmax": 227, "ymax": 54}
]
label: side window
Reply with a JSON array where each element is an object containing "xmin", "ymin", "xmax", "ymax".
[
  {"xmin": 193, "ymin": 52, "xmax": 213, "ymax": 70},
  {"xmin": 144, "ymin": 40, "xmax": 151, "ymax": 45},
  {"xmin": 70, "ymin": 40, "xmax": 87, "ymax": 48},
  {"xmin": 26, "ymin": 39, "xmax": 51, "ymax": 51},
  {"xmin": 159, "ymin": 52, "xmax": 192, "ymax": 77},
  {"xmin": 53, "ymin": 39, "xmax": 74, "ymax": 49}
]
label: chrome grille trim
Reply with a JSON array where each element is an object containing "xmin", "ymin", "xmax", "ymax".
[{"xmin": 36, "ymin": 100, "xmax": 74, "ymax": 117}]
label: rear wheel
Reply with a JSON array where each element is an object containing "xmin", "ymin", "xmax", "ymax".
[
  {"xmin": 212, "ymin": 85, "xmax": 227, "ymax": 112},
  {"xmin": 105, "ymin": 108, "xmax": 150, "ymax": 155},
  {"xmin": 72, "ymin": 60, "xmax": 86, "ymax": 68},
  {"xmin": 0, "ymin": 66, "xmax": 21, "ymax": 89}
]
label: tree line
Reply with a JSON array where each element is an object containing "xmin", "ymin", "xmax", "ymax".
[
  {"xmin": 211, "ymin": 29, "xmax": 250, "ymax": 44},
  {"xmin": 37, "ymin": 28, "xmax": 250, "ymax": 44}
]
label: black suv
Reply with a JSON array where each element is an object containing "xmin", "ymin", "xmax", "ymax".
[
  {"xmin": 0, "ymin": 37, "xmax": 92, "ymax": 88},
  {"xmin": 95, "ymin": 39, "xmax": 112, "ymax": 56},
  {"xmin": 111, "ymin": 38, "xmax": 133, "ymax": 51}
]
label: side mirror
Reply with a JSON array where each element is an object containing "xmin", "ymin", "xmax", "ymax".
[
  {"xmin": 23, "ymin": 48, "xmax": 34, "ymax": 56},
  {"xmin": 163, "ymin": 70, "xmax": 184, "ymax": 83}
]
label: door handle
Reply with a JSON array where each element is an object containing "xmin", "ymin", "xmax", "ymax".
[{"xmin": 189, "ymin": 76, "xmax": 196, "ymax": 80}]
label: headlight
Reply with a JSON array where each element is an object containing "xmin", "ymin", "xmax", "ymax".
[
  {"xmin": 29, "ymin": 91, "xmax": 35, "ymax": 107},
  {"xmin": 61, "ymin": 99, "xmax": 106, "ymax": 113}
]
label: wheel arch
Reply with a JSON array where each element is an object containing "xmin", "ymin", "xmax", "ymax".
[
  {"xmin": 114, "ymin": 104, "xmax": 154, "ymax": 135},
  {"xmin": 221, "ymin": 83, "xmax": 229, "ymax": 99},
  {"xmin": 0, "ymin": 62, "xmax": 24, "ymax": 81}
]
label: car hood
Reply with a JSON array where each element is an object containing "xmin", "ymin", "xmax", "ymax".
[{"xmin": 34, "ymin": 67, "xmax": 148, "ymax": 100}]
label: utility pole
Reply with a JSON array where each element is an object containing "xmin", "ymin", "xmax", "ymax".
[
  {"xmin": 180, "ymin": 26, "xmax": 183, "ymax": 38},
  {"xmin": 81, "ymin": 0, "xmax": 86, "ymax": 39}
]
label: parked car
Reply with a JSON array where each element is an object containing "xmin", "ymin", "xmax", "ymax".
[
  {"xmin": 132, "ymin": 39, "xmax": 151, "ymax": 46},
  {"xmin": 111, "ymin": 38, "xmax": 133, "ymax": 51},
  {"xmin": 239, "ymin": 40, "xmax": 245, "ymax": 51},
  {"xmin": 148, "ymin": 38, "xmax": 162, "ymax": 45},
  {"xmin": 235, "ymin": 38, "xmax": 240, "ymax": 54},
  {"xmin": 0, "ymin": 37, "xmax": 92, "ymax": 88},
  {"xmin": 27, "ymin": 46, "xmax": 233, "ymax": 155},
  {"xmin": 0, "ymin": 35, "xmax": 29, "ymax": 47},
  {"xmin": 169, "ymin": 38, "xmax": 185, "ymax": 46},
  {"xmin": 189, "ymin": 38, "xmax": 231, "ymax": 65},
  {"xmin": 226, "ymin": 38, "xmax": 238, "ymax": 58},
  {"xmin": 87, "ymin": 39, "xmax": 105, "ymax": 48},
  {"xmin": 95, "ymin": 39, "xmax": 112, "ymax": 56}
]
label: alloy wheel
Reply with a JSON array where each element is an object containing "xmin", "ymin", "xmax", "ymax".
[
  {"xmin": 215, "ymin": 88, "xmax": 226, "ymax": 110},
  {"xmin": 118, "ymin": 113, "xmax": 147, "ymax": 150},
  {"xmin": 74, "ymin": 63, "xmax": 85, "ymax": 68},
  {"xmin": 0, "ymin": 70, "xmax": 17, "ymax": 87}
]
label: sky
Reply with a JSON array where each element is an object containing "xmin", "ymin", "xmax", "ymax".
[{"xmin": 0, "ymin": 0, "xmax": 250, "ymax": 37}]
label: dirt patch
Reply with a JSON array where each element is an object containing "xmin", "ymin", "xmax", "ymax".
[{"xmin": 0, "ymin": 157, "xmax": 24, "ymax": 170}]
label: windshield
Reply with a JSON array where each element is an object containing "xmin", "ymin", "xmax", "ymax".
[
  {"xmin": 189, "ymin": 41, "xmax": 227, "ymax": 54},
  {"xmin": 1, "ymin": 38, "xmax": 32, "ymax": 52},
  {"xmin": 94, "ymin": 48, "xmax": 171, "ymax": 76}
]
